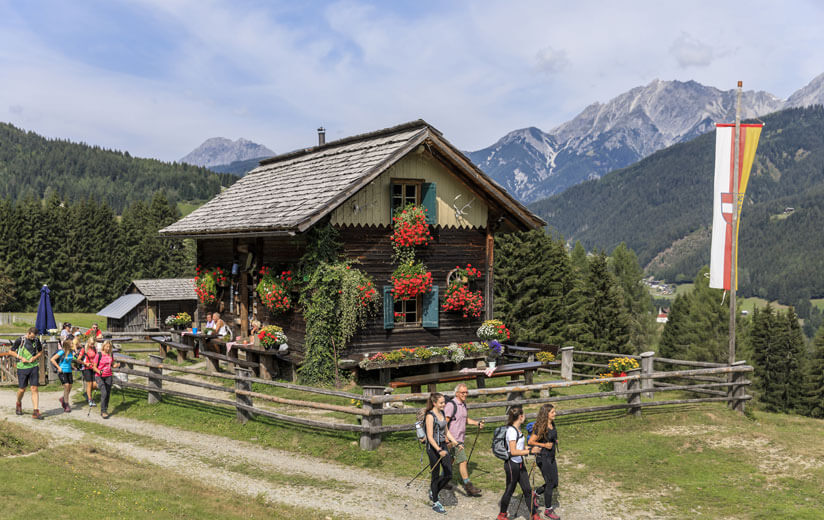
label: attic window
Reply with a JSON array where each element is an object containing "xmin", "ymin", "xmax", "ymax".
[{"xmin": 391, "ymin": 180, "xmax": 420, "ymax": 213}]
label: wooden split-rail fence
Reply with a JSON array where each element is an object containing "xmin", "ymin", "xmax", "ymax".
[{"xmin": 108, "ymin": 345, "xmax": 753, "ymax": 451}]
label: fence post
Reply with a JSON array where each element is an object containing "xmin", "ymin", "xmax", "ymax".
[
  {"xmin": 640, "ymin": 351, "xmax": 655, "ymax": 399},
  {"xmin": 627, "ymin": 368, "xmax": 642, "ymax": 417},
  {"xmin": 147, "ymin": 354, "xmax": 163, "ymax": 404},
  {"xmin": 360, "ymin": 386, "xmax": 385, "ymax": 451},
  {"xmin": 235, "ymin": 368, "xmax": 253, "ymax": 424},
  {"xmin": 728, "ymin": 360, "xmax": 747, "ymax": 413},
  {"xmin": 560, "ymin": 346, "xmax": 574, "ymax": 381}
]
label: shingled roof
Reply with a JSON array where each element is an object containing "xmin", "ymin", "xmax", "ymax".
[
  {"xmin": 160, "ymin": 120, "xmax": 544, "ymax": 237},
  {"xmin": 131, "ymin": 279, "xmax": 196, "ymax": 301}
]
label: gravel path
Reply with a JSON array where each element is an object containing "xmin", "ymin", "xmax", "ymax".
[{"xmin": 2, "ymin": 387, "xmax": 658, "ymax": 519}]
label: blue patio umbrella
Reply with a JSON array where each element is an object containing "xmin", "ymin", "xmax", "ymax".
[{"xmin": 35, "ymin": 284, "xmax": 57, "ymax": 335}]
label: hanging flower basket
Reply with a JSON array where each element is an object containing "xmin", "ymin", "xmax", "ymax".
[
  {"xmin": 391, "ymin": 204, "xmax": 431, "ymax": 248},
  {"xmin": 213, "ymin": 267, "xmax": 229, "ymax": 287},
  {"xmin": 391, "ymin": 260, "xmax": 433, "ymax": 300},
  {"xmin": 442, "ymin": 284, "xmax": 484, "ymax": 318},
  {"xmin": 442, "ymin": 264, "xmax": 484, "ymax": 318},
  {"xmin": 256, "ymin": 266, "xmax": 294, "ymax": 314},
  {"xmin": 195, "ymin": 265, "xmax": 217, "ymax": 305}
]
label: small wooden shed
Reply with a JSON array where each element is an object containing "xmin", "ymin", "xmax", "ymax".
[
  {"xmin": 97, "ymin": 278, "xmax": 197, "ymax": 332},
  {"xmin": 159, "ymin": 120, "xmax": 544, "ymax": 367}
]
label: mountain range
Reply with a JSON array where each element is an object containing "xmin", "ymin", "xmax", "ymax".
[
  {"xmin": 180, "ymin": 137, "xmax": 274, "ymax": 168},
  {"xmin": 468, "ymin": 72, "xmax": 824, "ymax": 203},
  {"xmin": 529, "ymin": 105, "xmax": 824, "ymax": 306}
]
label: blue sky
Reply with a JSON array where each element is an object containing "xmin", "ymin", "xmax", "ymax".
[{"xmin": 1, "ymin": 0, "xmax": 823, "ymax": 161}]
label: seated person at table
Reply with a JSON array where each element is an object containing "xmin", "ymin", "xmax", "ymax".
[
  {"xmin": 204, "ymin": 312, "xmax": 216, "ymax": 331},
  {"xmin": 213, "ymin": 313, "xmax": 231, "ymax": 337},
  {"xmin": 249, "ymin": 319, "xmax": 262, "ymax": 336}
]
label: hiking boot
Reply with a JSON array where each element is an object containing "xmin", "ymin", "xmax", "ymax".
[
  {"xmin": 59, "ymin": 397, "xmax": 67, "ymax": 411},
  {"xmin": 463, "ymin": 481, "xmax": 482, "ymax": 497},
  {"xmin": 101, "ymin": 412, "xmax": 110, "ymax": 420},
  {"xmin": 429, "ymin": 489, "xmax": 434, "ymax": 503},
  {"xmin": 531, "ymin": 513, "xmax": 543, "ymax": 520},
  {"xmin": 532, "ymin": 491, "xmax": 540, "ymax": 510},
  {"xmin": 32, "ymin": 409, "xmax": 43, "ymax": 420},
  {"xmin": 497, "ymin": 513, "xmax": 509, "ymax": 520},
  {"xmin": 15, "ymin": 401, "xmax": 23, "ymax": 415},
  {"xmin": 543, "ymin": 509, "xmax": 560, "ymax": 520},
  {"xmin": 432, "ymin": 501, "xmax": 446, "ymax": 514}
]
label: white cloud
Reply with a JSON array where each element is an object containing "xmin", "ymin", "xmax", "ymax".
[
  {"xmin": 535, "ymin": 46, "xmax": 570, "ymax": 75},
  {"xmin": 670, "ymin": 33, "xmax": 715, "ymax": 68}
]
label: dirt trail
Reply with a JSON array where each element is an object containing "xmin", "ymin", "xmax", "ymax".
[{"xmin": 1, "ymin": 387, "xmax": 654, "ymax": 520}]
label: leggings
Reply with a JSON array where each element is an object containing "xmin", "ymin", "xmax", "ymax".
[
  {"xmin": 96, "ymin": 375, "xmax": 113, "ymax": 413},
  {"xmin": 427, "ymin": 442, "xmax": 452, "ymax": 501},
  {"xmin": 500, "ymin": 458, "xmax": 533, "ymax": 514},
  {"xmin": 538, "ymin": 452, "xmax": 558, "ymax": 508}
]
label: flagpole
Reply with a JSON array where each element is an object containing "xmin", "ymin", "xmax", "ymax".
[{"xmin": 729, "ymin": 81, "xmax": 742, "ymax": 366}]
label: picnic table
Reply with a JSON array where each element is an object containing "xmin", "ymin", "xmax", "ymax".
[{"xmin": 389, "ymin": 361, "xmax": 559, "ymax": 394}]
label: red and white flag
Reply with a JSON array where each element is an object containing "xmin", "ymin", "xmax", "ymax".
[{"xmin": 709, "ymin": 123, "xmax": 763, "ymax": 290}]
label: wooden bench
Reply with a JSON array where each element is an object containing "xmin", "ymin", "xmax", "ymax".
[
  {"xmin": 200, "ymin": 350, "xmax": 260, "ymax": 372},
  {"xmin": 389, "ymin": 361, "xmax": 555, "ymax": 394},
  {"xmin": 150, "ymin": 336, "xmax": 194, "ymax": 362}
]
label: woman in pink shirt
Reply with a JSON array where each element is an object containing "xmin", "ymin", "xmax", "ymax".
[{"xmin": 92, "ymin": 341, "xmax": 119, "ymax": 419}]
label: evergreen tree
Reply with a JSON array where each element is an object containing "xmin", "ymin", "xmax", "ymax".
[
  {"xmin": 609, "ymin": 242, "xmax": 656, "ymax": 350},
  {"xmin": 659, "ymin": 266, "xmax": 730, "ymax": 362},
  {"xmin": 749, "ymin": 305, "xmax": 806, "ymax": 413},
  {"xmin": 802, "ymin": 325, "xmax": 824, "ymax": 418},
  {"xmin": 494, "ymin": 230, "xmax": 581, "ymax": 345},
  {"xmin": 578, "ymin": 252, "xmax": 632, "ymax": 353}
]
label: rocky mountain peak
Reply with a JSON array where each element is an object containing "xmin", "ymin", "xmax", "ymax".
[{"xmin": 180, "ymin": 137, "xmax": 274, "ymax": 168}]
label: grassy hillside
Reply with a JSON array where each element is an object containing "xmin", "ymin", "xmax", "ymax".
[{"xmin": 531, "ymin": 106, "xmax": 824, "ymax": 304}]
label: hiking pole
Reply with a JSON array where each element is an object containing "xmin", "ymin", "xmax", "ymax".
[
  {"xmin": 513, "ymin": 455, "xmax": 538, "ymax": 519},
  {"xmin": 406, "ymin": 451, "xmax": 448, "ymax": 487},
  {"xmin": 464, "ymin": 421, "xmax": 491, "ymax": 475}
]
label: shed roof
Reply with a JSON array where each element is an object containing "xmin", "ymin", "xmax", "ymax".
[
  {"xmin": 160, "ymin": 120, "xmax": 544, "ymax": 237},
  {"xmin": 131, "ymin": 279, "xmax": 196, "ymax": 301},
  {"xmin": 97, "ymin": 294, "xmax": 146, "ymax": 319}
]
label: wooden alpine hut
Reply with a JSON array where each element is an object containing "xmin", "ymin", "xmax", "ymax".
[{"xmin": 159, "ymin": 120, "xmax": 544, "ymax": 375}]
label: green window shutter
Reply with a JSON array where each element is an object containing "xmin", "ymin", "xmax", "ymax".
[
  {"xmin": 421, "ymin": 182, "xmax": 437, "ymax": 226},
  {"xmin": 383, "ymin": 286, "xmax": 394, "ymax": 330},
  {"xmin": 422, "ymin": 285, "xmax": 439, "ymax": 329}
]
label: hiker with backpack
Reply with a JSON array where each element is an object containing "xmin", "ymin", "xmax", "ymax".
[
  {"xmin": 78, "ymin": 338, "xmax": 98, "ymax": 407},
  {"xmin": 528, "ymin": 404, "xmax": 560, "ymax": 520},
  {"xmin": 425, "ymin": 392, "xmax": 462, "ymax": 514},
  {"xmin": 444, "ymin": 383, "xmax": 484, "ymax": 497},
  {"xmin": 50, "ymin": 339, "xmax": 76, "ymax": 413},
  {"xmin": 91, "ymin": 341, "xmax": 119, "ymax": 419},
  {"xmin": 493, "ymin": 405, "xmax": 541, "ymax": 520},
  {"xmin": 11, "ymin": 328, "xmax": 44, "ymax": 419}
]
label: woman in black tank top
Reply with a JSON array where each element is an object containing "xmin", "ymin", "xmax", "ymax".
[
  {"xmin": 425, "ymin": 392, "xmax": 461, "ymax": 514},
  {"xmin": 528, "ymin": 404, "xmax": 560, "ymax": 519}
]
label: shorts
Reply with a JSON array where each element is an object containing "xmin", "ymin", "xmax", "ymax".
[
  {"xmin": 17, "ymin": 367, "xmax": 39, "ymax": 388},
  {"xmin": 82, "ymin": 369, "xmax": 95, "ymax": 382},
  {"xmin": 450, "ymin": 443, "xmax": 468, "ymax": 465},
  {"xmin": 58, "ymin": 372, "xmax": 74, "ymax": 385}
]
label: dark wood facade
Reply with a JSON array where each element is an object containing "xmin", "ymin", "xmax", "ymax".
[{"xmin": 194, "ymin": 224, "xmax": 488, "ymax": 361}]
